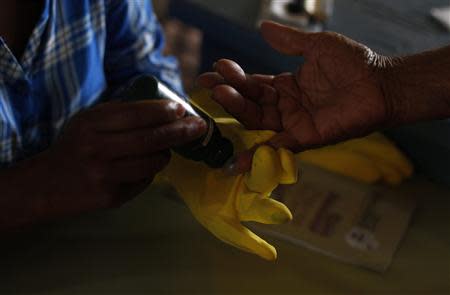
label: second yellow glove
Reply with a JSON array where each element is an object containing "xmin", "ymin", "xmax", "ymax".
[{"xmin": 298, "ymin": 133, "xmax": 413, "ymax": 185}]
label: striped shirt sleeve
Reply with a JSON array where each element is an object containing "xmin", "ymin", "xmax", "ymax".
[{"xmin": 104, "ymin": 0, "xmax": 184, "ymax": 96}]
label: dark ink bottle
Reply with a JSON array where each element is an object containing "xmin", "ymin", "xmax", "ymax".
[{"xmin": 114, "ymin": 75, "xmax": 234, "ymax": 168}]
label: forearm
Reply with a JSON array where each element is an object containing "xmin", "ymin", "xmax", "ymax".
[{"xmin": 380, "ymin": 45, "xmax": 450, "ymax": 126}]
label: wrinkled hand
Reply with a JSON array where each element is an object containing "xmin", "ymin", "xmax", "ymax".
[
  {"xmin": 40, "ymin": 100, "xmax": 206, "ymax": 217},
  {"xmin": 158, "ymin": 119, "xmax": 298, "ymax": 260},
  {"xmin": 197, "ymin": 21, "xmax": 389, "ymax": 153}
]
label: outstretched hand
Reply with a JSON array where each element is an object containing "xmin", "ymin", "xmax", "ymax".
[{"xmin": 197, "ymin": 21, "xmax": 390, "ymax": 154}]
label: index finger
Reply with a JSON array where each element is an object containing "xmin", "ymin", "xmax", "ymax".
[
  {"xmin": 88, "ymin": 100, "xmax": 186, "ymax": 132},
  {"xmin": 196, "ymin": 72, "xmax": 225, "ymax": 89},
  {"xmin": 225, "ymin": 132, "xmax": 302, "ymax": 175},
  {"xmin": 214, "ymin": 59, "xmax": 274, "ymax": 99}
]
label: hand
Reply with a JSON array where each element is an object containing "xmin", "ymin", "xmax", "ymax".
[
  {"xmin": 197, "ymin": 21, "xmax": 390, "ymax": 152},
  {"xmin": 2, "ymin": 100, "xmax": 206, "ymax": 226},
  {"xmin": 159, "ymin": 119, "xmax": 298, "ymax": 261}
]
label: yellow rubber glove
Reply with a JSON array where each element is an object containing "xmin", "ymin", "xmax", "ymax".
[
  {"xmin": 298, "ymin": 133, "xmax": 414, "ymax": 185},
  {"xmin": 189, "ymin": 88, "xmax": 412, "ymax": 186},
  {"xmin": 158, "ymin": 119, "xmax": 298, "ymax": 261}
]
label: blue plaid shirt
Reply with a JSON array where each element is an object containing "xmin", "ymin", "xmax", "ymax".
[{"xmin": 0, "ymin": 0, "xmax": 183, "ymax": 166}]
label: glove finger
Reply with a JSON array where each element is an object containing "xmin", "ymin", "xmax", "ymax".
[
  {"xmin": 204, "ymin": 217, "xmax": 277, "ymax": 261},
  {"xmin": 373, "ymin": 160, "xmax": 404, "ymax": 185},
  {"xmin": 278, "ymin": 148, "xmax": 298, "ymax": 184},
  {"xmin": 238, "ymin": 193, "xmax": 293, "ymax": 224},
  {"xmin": 341, "ymin": 134, "xmax": 413, "ymax": 177},
  {"xmin": 245, "ymin": 145, "xmax": 282, "ymax": 195}
]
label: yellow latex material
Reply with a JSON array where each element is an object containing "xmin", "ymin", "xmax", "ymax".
[
  {"xmin": 189, "ymin": 88, "xmax": 413, "ymax": 185},
  {"xmin": 158, "ymin": 120, "xmax": 298, "ymax": 261},
  {"xmin": 298, "ymin": 133, "xmax": 414, "ymax": 185},
  {"xmin": 171, "ymin": 88, "xmax": 408, "ymax": 261}
]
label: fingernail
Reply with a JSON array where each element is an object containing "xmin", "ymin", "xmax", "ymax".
[{"xmin": 170, "ymin": 102, "xmax": 185, "ymax": 118}]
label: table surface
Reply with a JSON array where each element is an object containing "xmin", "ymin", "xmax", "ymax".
[{"xmin": 1, "ymin": 177, "xmax": 449, "ymax": 294}]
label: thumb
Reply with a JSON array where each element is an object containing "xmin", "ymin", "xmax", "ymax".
[{"xmin": 260, "ymin": 21, "xmax": 315, "ymax": 57}]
